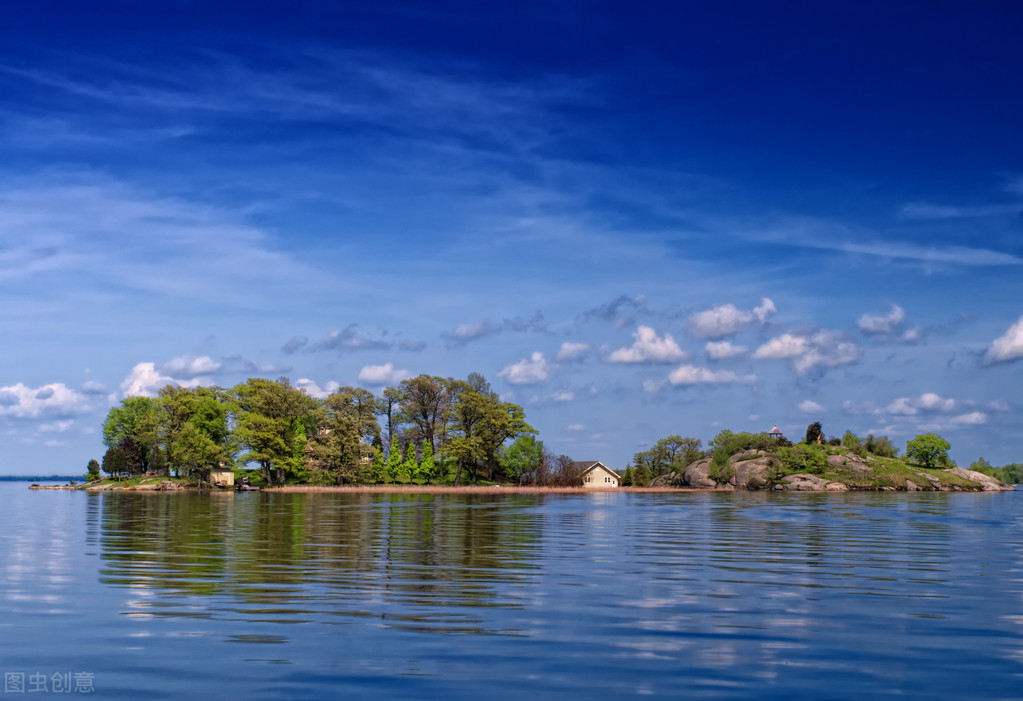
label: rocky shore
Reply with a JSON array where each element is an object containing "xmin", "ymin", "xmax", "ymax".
[{"xmin": 652, "ymin": 449, "xmax": 1013, "ymax": 492}]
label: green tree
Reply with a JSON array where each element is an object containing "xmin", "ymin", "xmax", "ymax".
[
  {"xmin": 397, "ymin": 375, "xmax": 451, "ymax": 454},
  {"xmin": 905, "ymin": 433, "xmax": 952, "ymax": 468},
  {"xmin": 841, "ymin": 431, "xmax": 861, "ymax": 451},
  {"xmin": 231, "ymin": 377, "xmax": 319, "ymax": 485},
  {"xmin": 632, "ymin": 463, "xmax": 652, "ymax": 487},
  {"xmin": 307, "ymin": 386, "xmax": 380, "ymax": 485},
  {"xmin": 102, "ymin": 396, "xmax": 160, "ymax": 471},
  {"xmin": 401, "ymin": 441, "xmax": 418, "ymax": 483},
  {"xmin": 159, "ymin": 385, "xmax": 231, "ymax": 482},
  {"xmin": 633, "ymin": 435, "xmax": 702, "ymax": 476},
  {"xmin": 804, "ymin": 422, "xmax": 823, "ymax": 445},
  {"xmin": 417, "ymin": 441, "xmax": 437, "ymax": 484},
  {"xmin": 86, "ymin": 458, "xmax": 101, "ymax": 481},
  {"xmin": 864, "ymin": 434, "xmax": 898, "ymax": 458},
  {"xmin": 621, "ymin": 466, "xmax": 634, "ymax": 487},
  {"xmin": 385, "ymin": 435, "xmax": 402, "ymax": 483},
  {"xmin": 500, "ymin": 434, "xmax": 544, "ymax": 485}
]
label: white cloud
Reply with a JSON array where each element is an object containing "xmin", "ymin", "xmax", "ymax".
[
  {"xmin": 705, "ymin": 341, "xmax": 748, "ymax": 359},
  {"xmin": 753, "ymin": 331, "xmax": 858, "ymax": 374},
  {"xmin": 687, "ymin": 303, "xmax": 752, "ymax": 339},
  {"xmin": 120, "ymin": 362, "xmax": 207, "ymax": 397},
  {"xmin": 918, "ymin": 392, "xmax": 956, "ymax": 412},
  {"xmin": 0, "ymin": 383, "xmax": 89, "ymax": 419},
  {"xmin": 857, "ymin": 304, "xmax": 906, "ymax": 334},
  {"xmin": 883, "ymin": 393, "xmax": 957, "ymax": 416},
  {"xmin": 798, "ymin": 400, "xmax": 824, "ymax": 413},
  {"xmin": 556, "ymin": 341, "xmax": 591, "ymax": 361},
  {"xmin": 952, "ymin": 412, "xmax": 988, "ymax": 425},
  {"xmin": 566, "ymin": 424, "xmax": 584, "ymax": 431},
  {"xmin": 642, "ymin": 379, "xmax": 666, "ymax": 393},
  {"xmin": 667, "ymin": 365, "xmax": 756, "ymax": 385},
  {"xmin": 753, "ymin": 333, "xmax": 808, "ymax": 359},
  {"xmin": 687, "ymin": 298, "xmax": 776, "ymax": 339},
  {"xmin": 357, "ymin": 363, "xmax": 412, "ymax": 386},
  {"xmin": 753, "ymin": 297, "xmax": 777, "ymax": 323},
  {"xmin": 984, "ymin": 315, "xmax": 1023, "ymax": 364},
  {"xmin": 294, "ymin": 378, "xmax": 341, "ymax": 399},
  {"xmin": 498, "ymin": 352, "xmax": 551, "ymax": 385},
  {"xmin": 607, "ymin": 326, "xmax": 687, "ymax": 363},
  {"xmin": 159, "ymin": 354, "xmax": 222, "ymax": 378}
]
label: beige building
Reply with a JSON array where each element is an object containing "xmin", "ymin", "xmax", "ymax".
[
  {"xmin": 573, "ymin": 461, "xmax": 621, "ymax": 488},
  {"xmin": 211, "ymin": 465, "xmax": 235, "ymax": 487}
]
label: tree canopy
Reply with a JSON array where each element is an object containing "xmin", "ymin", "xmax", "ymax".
[{"xmin": 905, "ymin": 433, "xmax": 952, "ymax": 469}]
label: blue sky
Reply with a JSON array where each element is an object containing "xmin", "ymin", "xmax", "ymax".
[{"xmin": 2, "ymin": 1, "xmax": 1022, "ymax": 474}]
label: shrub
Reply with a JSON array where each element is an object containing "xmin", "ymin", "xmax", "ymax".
[
  {"xmin": 775, "ymin": 444, "xmax": 828, "ymax": 475},
  {"xmin": 864, "ymin": 434, "xmax": 898, "ymax": 458}
]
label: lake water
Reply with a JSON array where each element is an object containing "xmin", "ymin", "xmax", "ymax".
[{"xmin": 1, "ymin": 483, "xmax": 1021, "ymax": 699}]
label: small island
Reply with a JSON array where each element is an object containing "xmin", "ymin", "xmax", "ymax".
[{"xmin": 48, "ymin": 377, "xmax": 1016, "ymax": 494}]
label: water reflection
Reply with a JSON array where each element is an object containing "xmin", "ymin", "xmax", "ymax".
[
  {"xmin": 79, "ymin": 489, "xmax": 1023, "ymax": 699},
  {"xmin": 99, "ymin": 492, "xmax": 543, "ymax": 634}
]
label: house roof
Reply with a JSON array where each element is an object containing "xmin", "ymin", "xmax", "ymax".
[
  {"xmin": 768, "ymin": 425, "xmax": 783, "ymax": 435},
  {"xmin": 571, "ymin": 460, "xmax": 622, "ymax": 480}
]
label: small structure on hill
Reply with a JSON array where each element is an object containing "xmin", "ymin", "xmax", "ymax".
[
  {"xmin": 768, "ymin": 425, "xmax": 784, "ymax": 439},
  {"xmin": 573, "ymin": 461, "xmax": 621, "ymax": 488},
  {"xmin": 211, "ymin": 464, "xmax": 235, "ymax": 488}
]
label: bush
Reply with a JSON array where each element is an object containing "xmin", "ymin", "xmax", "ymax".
[
  {"xmin": 775, "ymin": 444, "xmax": 828, "ymax": 475},
  {"xmin": 864, "ymin": 434, "xmax": 898, "ymax": 458},
  {"xmin": 709, "ymin": 430, "xmax": 776, "ymax": 466}
]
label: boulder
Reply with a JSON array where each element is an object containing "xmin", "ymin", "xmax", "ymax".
[
  {"xmin": 682, "ymin": 458, "xmax": 718, "ymax": 489},
  {"xmin": 945, "ymin": 467, "xmax": 1013, "ymax": 492},
  {"xmin": 781, "ymin": 473, "xmax": 831, "ymax": 491},
  {"xmin": 733, "ymin": 457, "xmax": 774, "ymax": 490},
  {"xmin": 827, "ymin": 454, "xmax": 847, "ymax": 467}
]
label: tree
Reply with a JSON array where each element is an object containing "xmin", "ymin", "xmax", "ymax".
[
  {"xmin": 160, "ymin": 386, "xmax": 231, "ymax": 482},
  {"xmin": 446, "ymin": 375, "xmax": 535, "ymax": 484},
  {"xmin": 633, "ymin": 435, "xmax": 702, "ymax": 476},
  {"xmin": 418, "ymin": 441, "xmax": 437, "ymax": 484},
  {"xmin": 906, "ymin": 433, "xmax": 952, "ymax": 469},
  {"xmin": 385, "ymin": 435, "xmax": 402, "ymax": 483},
  {"xmin": 500, "ymin": 435, "xmax": 544, "ymax": 485},
  {"xmin": 397, "ymin": 375, "xmax": 451, "ymax": 454},
  {"xmin": 841, "ymin": 431, "xmax": 861, "ymax": 451},
  {"xmin": 231, "ymin": 377, "xmax": 319, "ymax": 485},
  {"xmin": 401, "ymin": 441, "xmax": 418, "ymax": 483},
  {"xmin": 307, "ymin": 386, "xmax": 380, "ymax": 485},
  {"xmin": 804, "ymin": 422, "xmax": 823, "ymax": 445},
  {"xmin": 86, "ymin": 459, "xmax": 101, "ymax": 481},
  {"xmin": 102, "ymin": 437, "xmax": 143, "ymax": 478},
  {"xmin": 102, "ymin": 396, "xmax": 160, "ymax": 472}
]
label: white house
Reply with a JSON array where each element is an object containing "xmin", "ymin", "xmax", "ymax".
[{"xmin": 573, "ymin": 461, "xmax": 621, "ymax": 488}]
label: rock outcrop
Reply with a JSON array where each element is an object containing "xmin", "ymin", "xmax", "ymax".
[
  {"xmin": 946, "ymin": 467, "xmax": 1014, "ymax": 492},
  {"xmin": 671, "ymin": 449, "xmax": 1014, "ymax": 493}
]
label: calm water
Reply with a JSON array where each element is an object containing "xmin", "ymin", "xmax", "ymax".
[{"xmin": 1, "ymin": 484, "xmax": 1021, "ymax": 700}]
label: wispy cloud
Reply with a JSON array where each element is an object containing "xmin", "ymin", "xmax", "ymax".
[
  {"xmin": 578, "ymin": 294, "xmax": 648, "ymax": 328},
  {"xmin": 857, "ymin": 303, "xmax": 906, "ymax": 335},
  {"xmin": 667, "ymin": 365, "xmax": 756, "ymax": 386},
  {"xmin": 445, "ymin": 311, "xmax": 546, "ymax": 345}
]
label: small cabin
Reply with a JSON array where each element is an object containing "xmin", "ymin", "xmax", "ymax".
[
  {"xmin": 211, "ymin": 465, "xmax": 235, "ymax": 487},
  {"xmin": 573, "ymin": 461, "xmax": 621, "ymax": 488},
  {"xmin": 768, "ymin": 425, "xmax": 784, "ymax": 439}
]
